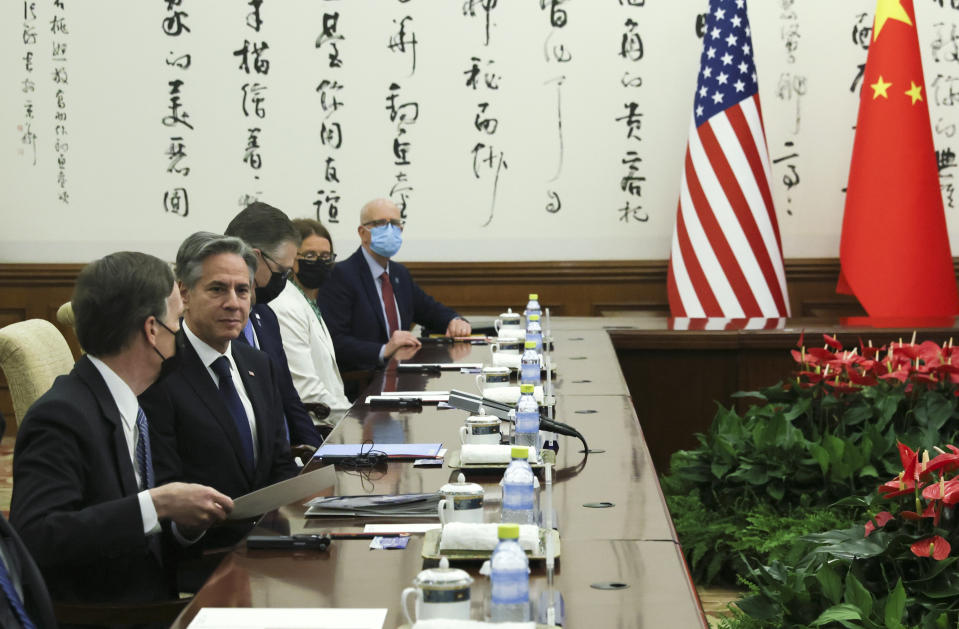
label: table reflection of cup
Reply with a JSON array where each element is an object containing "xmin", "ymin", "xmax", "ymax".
[
  {"xmin": 475, "ymin": 366, "xmax": 510, "ymax": 393},
  {"xmin": 490, "ymin": 338, "xmax": 524, "ymax": 356}
]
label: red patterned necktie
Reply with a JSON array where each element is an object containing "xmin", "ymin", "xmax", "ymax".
[{"xmin": 380, "ymin": 271, "xmax": 399, "ymax": 337}]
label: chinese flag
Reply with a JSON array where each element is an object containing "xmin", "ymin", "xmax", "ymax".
[{"xmin": 838, "ymin": 0, "xmax": 959, "ymax": 316}]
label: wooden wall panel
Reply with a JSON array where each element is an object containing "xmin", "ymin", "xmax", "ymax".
[{"xmin": 0, "ymin": 257, "xmax": 921, "ymax": 442}]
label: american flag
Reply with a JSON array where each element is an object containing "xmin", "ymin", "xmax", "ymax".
[{"xmin": 666, "ymin": 0, "xmax": 790, "ymax": 318}]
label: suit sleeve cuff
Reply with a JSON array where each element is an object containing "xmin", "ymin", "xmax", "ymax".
[
  {"xmin": 171, "ymin": 522, "xmax": 205, "ymax": 546},
  {"xmin": 139, "ymin": 490, "xmax": 161, "ymax": 536},
  {"xmin": 378, "ymin": 344, "xmax": 387, "ymax": 364}
]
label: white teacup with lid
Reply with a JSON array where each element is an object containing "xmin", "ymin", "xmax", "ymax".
[
  {"xmin": 494, "ymin": 308, "xmax": 524, "ymax": 339},
  {"xmin": 459, "ymin": 408, "xmax": 502, "ymax": 446},
  {"xmin": 401, "ymin": 556, "xmax": 473, "ymax": 623},
  {"xmin": 475, "ymin": 366, "xmax": 511, "ymax": 392},
  {"xmin": 438, "ymin": 473, "xmax": 486, "ymax": 524}
]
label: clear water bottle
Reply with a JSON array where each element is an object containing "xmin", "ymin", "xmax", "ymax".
[
  {"xmin": 501, "ymin": 446, "xmax": 535, "ymax": 524},
  {"xmin": 513, "ymin": 384, "xmax": 540, "ymax": 448},
  {"xmin": 525, "ymin": 314, "xmax": 543, "ymax": 354},
  {"xmin": 490, "ymin": 523, "xmax": 531, "ymax": 622},
  {"xmin": 525, "ymin": 293, "xmax": 542, "ymax": 320},
  {"xmin": 520, "ymin": 340, "xmax": 541, "ymax": 387}
]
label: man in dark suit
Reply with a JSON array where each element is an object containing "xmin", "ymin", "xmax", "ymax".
[
  {"xmin": 11, "ymin": 252, "xmax": 233, "ymax": 613},
  {"xmin": 225, "ymin": 202, "xmax": 323, "ymax": 448},
  {"xmin": 0, "ymin": 411, "xmax": 56, "ymax": 629},
  {"xmin": 140, "ymin": 233, "xmax": 297, "ymax": 524},
  {"xmin": 319, "ymin": 198, "xmax": 471, "ymax": 371}
]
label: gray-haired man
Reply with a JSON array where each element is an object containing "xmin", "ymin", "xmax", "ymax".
[{"xmin": 140, "ymin": 232, "xmax": 297, "ymax": 550}]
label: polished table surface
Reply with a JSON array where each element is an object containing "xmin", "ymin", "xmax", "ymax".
[{"xmin": 171, "ymin": 326, "xmax": 707, "ymax": 629}]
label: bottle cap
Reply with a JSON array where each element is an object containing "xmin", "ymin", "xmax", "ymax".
[
  {"xmin": 511, "ymin": 446, "xmax": 529, "ymax": 460},
  {"xmin": 525, "ymin": 340, "xmax": 537, "ymax": 349},
  {"xmin": 528, "ymin": 293, "xmax": 538, "ymax": 300},
  {"xmin": 498, "ymin": 523, "xmax": 520, "ymax": 540},
  {"xmin": 520, "ymin": 384, "xmax": 535, "ymax": 394},
  {"xmin": 528, "ymin": 314, "xmax": 540, "ymax": 321}
]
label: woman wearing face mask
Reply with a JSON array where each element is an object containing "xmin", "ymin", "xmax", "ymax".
[{"xmin": 269, "ymin": 218, "xmax": 351, "ymax": 428}]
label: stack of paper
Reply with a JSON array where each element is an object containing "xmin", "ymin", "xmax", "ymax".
[{"xmin": 304, "ymin": 493, "xmax": 442, "ymax": 518}]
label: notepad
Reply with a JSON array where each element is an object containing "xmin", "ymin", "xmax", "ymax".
[{"xmin": 313, "ymin": 443, "xmax": 442, "ymax": 459}]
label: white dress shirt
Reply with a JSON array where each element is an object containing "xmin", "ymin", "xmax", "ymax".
[
  {"xmin": 270, "ymin": 281, "xmax": 351, "ymax": 411},
  {"xmin": 183, "ymin": 320, "xmax": 259, "ymax": 463},
  {"xmin": 87, "ymin": 355, "xmax": 160, "ymax": 536}
]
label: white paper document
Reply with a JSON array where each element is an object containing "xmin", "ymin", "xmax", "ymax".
[
  {"xmin": 366, "ymin": 390, "xmax": 450, "ymax": 403},
  {"xmin": 228, "ymin": 465, "xmax": 336, "ymax": 520},
  {"xmin": 187, "ymin": 607, "xmax": 387, "ymax": 628}
]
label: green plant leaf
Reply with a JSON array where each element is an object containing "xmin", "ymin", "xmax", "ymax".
[
  {"xmin": 883, "ymin": 578, "xmax": 905, "ymax": 629},
  {"xmin": 809, "ymin": 443, "xmax": 830, "ymax": 475},
  {"xmin": 844, "ymin": 572, "xmax": 873, "ymax": 618},
  {"xmin": 735, "ymin": 593, "xmax": 779, "ymax": 620},
  {"xmin": 823, "ymin": 434, "xmax": 846, "ymax": 465},
  {"xmin": 810, "ymin": 603, "xmax": 863, "ymax": 626},
  {"xmin": 816, "ymin": 564, "xmax": 842, "ymax": 605}
]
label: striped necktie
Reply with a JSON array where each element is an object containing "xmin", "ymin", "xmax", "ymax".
[
  {"xmin": 0, "ymin": 553, "xmax": 35, "ymax": 629},
  {"xmin": 135, "ymin": 406, "xmax": 155, "ymax": 489}
]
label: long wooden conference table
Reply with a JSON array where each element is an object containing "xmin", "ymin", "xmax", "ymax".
[{"xmin": 170, "ymin": 318, "xmax": 708, "ymax": 628}]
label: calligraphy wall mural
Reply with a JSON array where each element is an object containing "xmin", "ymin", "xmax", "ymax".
[{"xmin": 3, "ymin": 1, "xmax": 959, "ymax": 263}]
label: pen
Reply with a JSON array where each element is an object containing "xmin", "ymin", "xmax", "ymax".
[{"xmin": 328, "ymin": 532, "xmax": 411, "ymax": 540}]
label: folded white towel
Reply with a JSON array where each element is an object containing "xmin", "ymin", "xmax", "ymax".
[
  {"xmin": 491, "ymin": 352, "xmax": 522, "ymax": 369},
  {"xmin": 460, "ymin": 444, "xmax": 535, "ymax": 465},
  {"xmin": 496, "ymin": 328, "xmax": 526, "ymax": 340},
  {"xmin": 413, "ymin": 620, "xmax": 535, "ymax": 629},
  {"xmin": 440, "ymin": 522, "xmax": 539, "ymax": 551},
  {"xmin": 481, "ymin": 386, "xmax": 544, "ymax": 406}
]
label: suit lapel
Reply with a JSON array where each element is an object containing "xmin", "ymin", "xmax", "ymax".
[
  {"xmin": 178, "ymin": 332, "xmax": 253, "ymax": 482},
  {"xmin": 232, "ymin": 345, "xmax": 271, "ymax": 482},
  {"xmin": 354, "ymin": 248, "xmax": 389, "ymax": 342},
  {"xmin": 75, "ymin": 356, "xmax": 139, "ymax": 497}
]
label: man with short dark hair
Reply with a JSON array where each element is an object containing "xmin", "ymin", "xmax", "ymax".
[
  {"xmin": 140, "ymin": 233, "xmax": 297, "ymax": 529},
  {"xmin": 12, "ymin": 252, "xmax": 233, "ymax": 610},
  {"xmin": 224, "ymin": 202, "xmax": 324, "ymax": 446},
  {"xmin": 319, "ymin": 198, "xmax": 471, "ymax": 371}
]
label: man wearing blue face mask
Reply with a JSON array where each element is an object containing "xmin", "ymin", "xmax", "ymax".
[{"xmin": 319, "ymin": 198, "xmax": 471, "ymax": 372}]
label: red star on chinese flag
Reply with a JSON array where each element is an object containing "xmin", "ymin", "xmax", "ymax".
[{"xmin": 838, "ymin": 0, "xmax": 959, "ymax": 316}]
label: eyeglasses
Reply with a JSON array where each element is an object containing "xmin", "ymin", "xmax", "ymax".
[
  {"xmin": 362, "ymin": 218, "xmax": 405, "ymax": 231},
  {"xmin": 298, "ymin": 251, "xmax": 337, "ymax": 262},
  {"xmin": 259, "ymin": 250, "xmax": 294, "ymax": 280}
]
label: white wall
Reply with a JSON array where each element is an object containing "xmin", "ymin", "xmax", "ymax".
[{"xmin": 2, "ymin": 1, "xmax": 956, "ymax": 263}]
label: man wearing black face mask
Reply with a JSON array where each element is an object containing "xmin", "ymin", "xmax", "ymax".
[
  {"xmin": 12, "ymin": 252, "xmax": 233, "ymax": 617},
  {"xmin": 224, "ymin": 203, "xmax": 327, "ymax": 445}
]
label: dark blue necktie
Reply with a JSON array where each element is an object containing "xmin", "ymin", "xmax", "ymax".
[
  {"xmin": 210, "ymin": 356, "xmax": 255, "ymax": 473},
  {"xmin": 134, "ymin": 406, "xmax": 155, "ymax": 489},
  {"xmin": 0, "ymin": 552, "xmax": 35, "ymax": 629}
]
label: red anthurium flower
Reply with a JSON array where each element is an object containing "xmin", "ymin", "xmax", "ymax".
[
  {"xmin": 910, "ymin": 536, "xmax": 951, "ymax": 560},
  {"xmin": 847, "ymin": 371, "xmax": 878, "ymax": 387},
  {"xmin": 796, "ymin": 330, "xmax": 804, "ymax": 348},
  {"xmin": 864, "ymin": 511, "xmax": 894, "ymax": 537},
  {"xmin": 879, "ymin": 368, "xmax": 910, "ymax": 383},
  {"xmin": 898, "ymin": 442, "xmax": 920, "ymax": 480},
  {"xmin": 878, "ymin": 475, "xmax": 920, "ymax": 498},
  {"xmin": 917, "ymin": 341, "xmax": 944, "ymax": 366},
  {"xmin": 922, "ymin": 478, "xmax": 959, "ymax": 505},
  {"xmin": 807, "ymin": 347, "xmax": 837, "ymax": 362},
  {"xmin": 823, "ymin": 334, "xmax": 843, "ymax": 351},
  {"xmin": 927, "ymin": 454, "xmax": 959, "ymax": 476}
]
